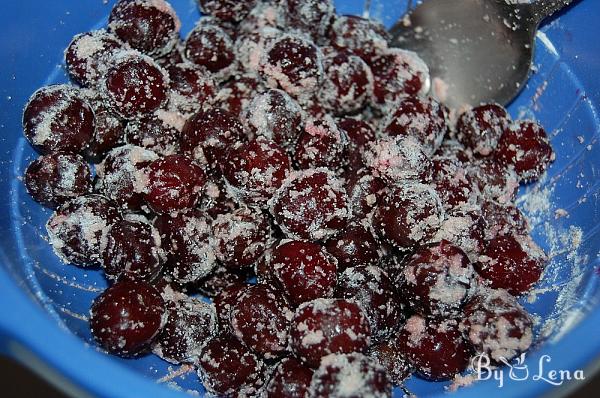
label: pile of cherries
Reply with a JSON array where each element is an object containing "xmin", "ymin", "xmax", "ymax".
[{"xmin": 22, "ymin": 0, "xmax": 555, "ymax": 396}]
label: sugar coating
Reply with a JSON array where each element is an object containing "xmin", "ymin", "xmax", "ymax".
[
  {"xmin": 433, "ymin": 209, "xmax": 484, "ymax": 261},
  {"xmin": 235, "ymin": 27, "xmax": 283, "ymax": 74},
  {"xmin": 309, "ymin": 353, "xmax": 391, "ymax": 398},
  {"xmin": 461, "ymin": 288, "xmax": 533, "ymax": 362},
  {"xmin": 363, "ymin": 136, "xmax": 431, "ymax": 184},
  {"xmin": 238, "ymin": 1, "xmax": 286, "ymax": 34}
]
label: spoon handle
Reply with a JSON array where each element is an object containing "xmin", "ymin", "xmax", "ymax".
[{"xmin": 528, "ymin": 0, "xmax": 575, "ymax": 23}]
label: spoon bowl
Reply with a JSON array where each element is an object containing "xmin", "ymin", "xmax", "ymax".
[{"xmin": 390, "ymin": 0, "xmax": 575, "ymax": 108}]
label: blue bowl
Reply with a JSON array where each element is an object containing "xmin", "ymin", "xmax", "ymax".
[{"xmin": 1, "ymin": 1, "xmax": 600, "ymax": 397}]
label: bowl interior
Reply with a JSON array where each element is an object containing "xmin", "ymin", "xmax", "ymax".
[{"xmin": 1, "ymin": 0, "xmax": 600, "ymax": 397}]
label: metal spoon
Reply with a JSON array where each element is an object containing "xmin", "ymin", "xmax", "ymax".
[{"xmin": 389, "ymin": 0, "xmax": 575, "ymax": 108}]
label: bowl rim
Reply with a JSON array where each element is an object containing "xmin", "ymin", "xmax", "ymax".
[{"xmin": 2, "ymin": 0, "xmax": 599, "ymax": 397}]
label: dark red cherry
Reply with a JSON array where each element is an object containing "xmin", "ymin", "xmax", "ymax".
[
  {"xmin": 461, "ymin": 288, "xmax": 533, "ymax": 362},
  {"xmin": 212, "ymin": 207, "xmax": 272, "ymax": 269},
  {"xmin": 468, "ymin": 158, "xmax": 519, "ymax": 205},
  {"xmin": 270, "ymin": 169, "xmax": 349, "ymax": 241},
  {"xmin": 290, "ymin": 298, "xmax": 371, "ymax": 368},
  {"xmin": 383, "ymin": 96, "xmax": 449, "ymax": 155},
  {"xmin": 368, "ymin": 48, "xmax": 429, "ymax": 105},
  {"xmin": 283, "ymin": 0, "xmax": 334, "ymax": 42},
  {"xmin": 363, "ymin": 136, "xmax": 432, "ymax": 184},
  {"xmin": 309, "ymin": 353, "xmax": 392, "ymax": 398},
  {"xmin": 319, "ymin": 50, "xmax": 374, "ymax": 115},
  {"xmin": 271, "ymin": 241, "xmax": 337, "ymax": 307},
  {"xmin": 456, "ymin": 103, "xmax": 511, "ymax": 156},
  {"xmin": 184, "ymin": 21, "xmax": 236, "ymax": 76},
  {"xmin": 395, "ymin": 315, "xmax": 472, "ymax": 381},
  {"xmin": 401, "ymin": 240, "xmax": 475, "ymax": 317},
  {"xmin": 46, "ymin": 194, "xmax": 121, "ymax": 267},
  {"xmin": 260, "ymin": 35, "xmax": 323, "ymax": 98},
  {"xmin": 432, "ymin": 156, "xmax": 480, "ymax": 210},
  {"xmin": 481, "ymin": 200, "xmax": 529, "ymax": 241},
  {"xmin": 197, "ymin": 334, "xmax": 266, "ymax": 396},
  {"xmin": 220, "ymin": 137, "xmax": 291, "ymax": 206},
  {"xmin": 198, "ymin": 0, "xmax": 257, "ymax": 23},
  {"xmin": 153, "ymin": 289, "xmax": 218, "ymax": 364},
  {"xmin": 476, "ymin": 235, "xmax": 546, "ymax": 295},
  {"xmin": 108, "ymin": 0, "xmax": 180, "ymax": 56},
  {"xmin": 181, "ymin": 108, "xmax": 246, "ymax": 167},
  {"xmin": 166, "ymin": 62, "xmax": 217, "ymax": 116},
  {"xmin": 329, "ymin": 15, "xmax": 390, "ymax": 61},
  {"xmin": 24, "ymin": 152, "xmax": 92, "ymax": 209},
  {"xmin": 104, "ymin": 51, "xmax": 168, "ymax": 119},
  {"xmin": 337, "ymin": 266, "xmax": 403, "ymax": 341},
  {"xmin": 23, "ymin": 85, "xmax": 95, "ymax": 155},
  {"xmin": 338, "ymin": 118, "xmax": 377, "ymax": 172},
  {"xmin": 230, "ymin": 284, "xmax": 291, "ymax": 358},
  {"xmin": 241, "ymin": 89, "xmax": 304, "ymax": 150},
  {"xmin": 265, "ymin": 357, "xmax": 314, "ymax": 398},
  {"xmin": 90, "ymin": 280, "xmax": 166, "ymax": 356},
  {"xmin": 95, "ymin": 145, "xmax": 158, "ymax": 210},
  {"xmin": 325, "ymin": 223, "xmax": 381, "ymax": 271},
  {"xmin": 154, "ymin": 210, "xmax": 216, "ymax": 284},
  {"xmin": 346, "ymin": 168, "xmax": 386, "ymax": 220},
  {"xmin": 294, "ymin": 117, "xmax": 349, "ymax": 171},
  {"xmin": 373, "ymin": 182, "xmax": 444, "ymax": 251},
  {"xmin": 65, "ymin": 30, "xmax": 125, "ymax": 87},
  {"xmin": 495, "ymin": 121, "xmax": 555, "ymax": 182},
  {"xmin": 369, "ymin": 340, "xmax": 412, "ymax": 385},
  {"xmin": 145, "ymin": 154, "xmax": 206, "ymax": 214},
  {"xmin": 102, "ymin": 217, "xmax": 164, "ymax": 282},
  {"xmin": 125, "ymin": 113, "xmax": 181, "ymax": 156}
]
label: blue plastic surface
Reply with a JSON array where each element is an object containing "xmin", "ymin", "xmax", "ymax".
[{"xmin": 1, "ymin": 1, "xmax": 600, "ymax": 397}]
